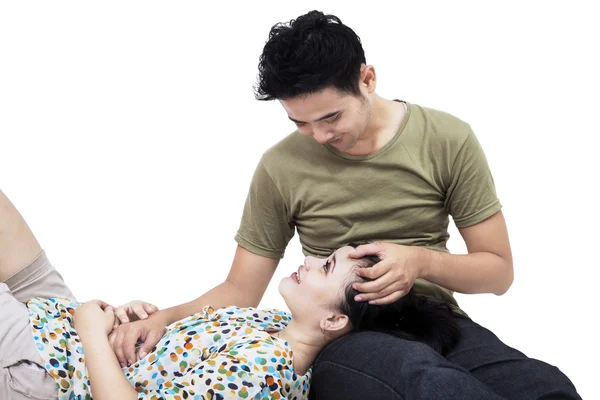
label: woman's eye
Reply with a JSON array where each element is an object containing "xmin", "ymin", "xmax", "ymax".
[{"xmin": 323, "ymin": 261, "xmax": 330, "ymax": 273}]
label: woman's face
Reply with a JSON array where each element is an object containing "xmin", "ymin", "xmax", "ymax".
[{"xmin": 278, "ymin": 246, "xmax": 358, "ymax": 328}]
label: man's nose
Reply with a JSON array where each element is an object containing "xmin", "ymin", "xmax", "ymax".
[{"xmin": 313, "ymin": 128, "xmax": 334, "ymax": 144}]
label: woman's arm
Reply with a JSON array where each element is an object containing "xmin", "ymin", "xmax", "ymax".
[
  {"xmin": 74, "ymin": 301, "xmax": 138, "ymax": 400},
  {"xmin": 79, "ymin": 328, "xmax": 138, "ymax": 400}
]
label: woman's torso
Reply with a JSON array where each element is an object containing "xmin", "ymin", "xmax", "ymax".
[{"xmin": 28, "ymin": 298, "xmax": 311, "ymax": 399}]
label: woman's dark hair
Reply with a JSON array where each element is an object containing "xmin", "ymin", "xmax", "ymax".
[
  {"xmin": 340, "ymin": 242, "xmax": 462, "ymax": 356},
  {"xmin": 255, "ymin": 10, "xmax": 366, "ymax": 101}
]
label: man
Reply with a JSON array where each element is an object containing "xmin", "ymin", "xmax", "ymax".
[{"xmin": 111, "ymin": 10, "xmax": 580, "ymax": 399}]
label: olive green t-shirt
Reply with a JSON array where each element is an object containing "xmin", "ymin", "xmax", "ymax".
[{"xmin": 235, "ymin": 101, "xmax": 501, "ymax": 312}]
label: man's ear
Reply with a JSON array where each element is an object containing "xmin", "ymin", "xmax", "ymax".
[
  {"xmin": 320, "ymin": 313, "xmax": 350, "ymax": 334},
  {"xmin": 359, "ymin": 64, "xmax": 376, "ymax": 93}
]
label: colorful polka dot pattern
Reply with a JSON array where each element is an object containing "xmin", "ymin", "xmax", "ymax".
[{"xmin": 28, "ymin": 298, "xmax": 311, "ymax": 399}]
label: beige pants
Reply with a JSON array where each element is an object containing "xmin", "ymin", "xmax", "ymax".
[{"xmin": 0, "ymin": 251, "xmax": 76, "ymax": 400}]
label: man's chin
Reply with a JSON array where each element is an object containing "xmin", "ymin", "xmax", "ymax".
[{"xmin": 336, "ymin": 137, "xmax": 359, "ymax": 151}]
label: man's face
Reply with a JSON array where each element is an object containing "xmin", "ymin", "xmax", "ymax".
[{"xmin": 280, "ymin": 87, "xmax": 371, "ymax": 152}]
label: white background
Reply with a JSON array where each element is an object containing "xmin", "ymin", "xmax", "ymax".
[{"xmin": 1, "ymin": 1, "xmax": 598, "ymax": 398}]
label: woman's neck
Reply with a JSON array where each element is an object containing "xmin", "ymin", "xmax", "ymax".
[{"xmin": 271, "ymin": 320, "xmax": 329, "ymax": 376}]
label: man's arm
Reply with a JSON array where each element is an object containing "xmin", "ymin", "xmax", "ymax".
[
  {"xmin": 158, "ymin": 245, "xmax": 279, "ymax": 323},
  {"xmin": 351, "ymin": 211, "xmax": 513, "ymax": 304},
  {"xmin": 420, "ymin": 210, "xmax": 514, "ymax": 295},
  {"xmin": 112, "ymin": 245, "xmax": 279, "ymax": 365}
]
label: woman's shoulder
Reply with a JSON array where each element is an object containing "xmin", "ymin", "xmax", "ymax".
[
  {"xmin": 168, "ymin": 305, "xmax": 292, "ymax": 332},
  {"xmin": 197, "ymin": 305, "xmax": 291, "ymax": 327},
  {"xmin": 218, "ymin": 306, "xmax": 291, "ymax": 325}
]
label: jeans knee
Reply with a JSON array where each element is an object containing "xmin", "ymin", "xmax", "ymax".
[
  {"xmin": 315, "ymin": 331, "xmax": 437, "ymax": 369},
  {"xmin": 534, "ymin": 360, "xmax": 578, "ymax": 390},
  {"xmin": 312, "ymin": 331, "xmax": 447, "ymax": 398}
]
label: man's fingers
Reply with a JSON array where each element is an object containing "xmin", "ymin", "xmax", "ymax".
[
  {"xmin": 108, "ymin": 330, "xmax": 117, "ymax": 347},
  {"xmin": 138, "ymin": 330, "xmax": 163, "ymax": 360},
  {"xmin": 354, "ymin": 279, "xmax": 407, "ymax": 301},
  {"xmin": 348, "ymin": 243, "xmax": 381, "ymax": 259},
  {"xmin": 112, "ymin": 328, "xmax": 127, "ymax": 366},
  {"xmin": 355, "ymin": 260, "xmax": 389, "ymax": 280},
  {"xmin": 123, "ymin": 329, "xmax": 142, "ymax": 366},
  {"xmin": 355, "ymin": 285, "xmax": 407, "ymax": 304},
  {"xmin": 114, "ymin": 301, "xmax": 157, "ymax": 323},
  {"xmin": 115, "ymin": 307, "xmax": 130, "ymax": 324},
  {"xmin": 354, "ymin": 260, "xmax": 392, "ymax": 281},
  {"xmin": 353, "ymin": 275, "xmax": 389, "ymax": 294},
  {"xmin": 132, "ymin": 303, "xmax": 149, "ymax": 320},
  {"xmin": 143, "ymin": 303, "xmax": 158, "ymax": 315},
  {"xmin": 113, "ymin": 314, "xmax": 121, "ymax": 329},
  {"xmin": 353, "ymin": 284, "xmax": 392, "ymax": 302},
  {"xmin": 367, "ymin": 290, "xmax": 406, "ymax": 305}
]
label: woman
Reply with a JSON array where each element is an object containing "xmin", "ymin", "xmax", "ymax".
[{"xmin": 0, "ymin": 191, "xmax": 459, "ymax": 400}]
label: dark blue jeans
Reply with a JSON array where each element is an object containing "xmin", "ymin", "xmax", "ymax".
[{"xmin": 309, "ymin": 316, "xmax": 581, "ymax": 399}]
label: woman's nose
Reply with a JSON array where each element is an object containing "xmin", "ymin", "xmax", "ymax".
[{"xmin": 304, "ymin": 256, "xmax": 319, "ymax": 270}]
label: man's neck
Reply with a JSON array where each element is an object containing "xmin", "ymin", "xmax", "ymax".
[{"xmin": 344, "ymin": 94, "xmax": 407, "ymax": 157}]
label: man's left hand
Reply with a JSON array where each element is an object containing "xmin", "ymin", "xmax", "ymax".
[{"xmin": 348, "ymin": 242, "xmax": 426, "ymax": 305}]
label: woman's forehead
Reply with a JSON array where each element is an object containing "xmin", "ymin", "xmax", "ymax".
[
  {"xmin": 330, "ymin": 245, "xmax": 350, "ymax": 258},
  {"xmin": 330, "ymin": 246, "xmax": 356, "ymax": 268}
]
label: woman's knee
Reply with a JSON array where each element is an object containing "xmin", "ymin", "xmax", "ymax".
[{"xmin": 0, "ymin": 191, "xmax": 42, "ymax": 282}]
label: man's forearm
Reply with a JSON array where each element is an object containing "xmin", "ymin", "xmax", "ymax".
[
  {"xmin": 418, "ymin": 247, "xmax": 513, "ymax": 295},
  {"xmin": 156, "ymin": 280, "xmax": 251, "ymax": 326}
]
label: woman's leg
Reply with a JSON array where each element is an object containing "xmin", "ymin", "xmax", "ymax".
[
  {"xmin": 0, "ymin": 190, "xmax": 76, "ymax": 302},
  {"xmin": 0, "ymin": 190, "xmax": 74, "ymax": 400},
  {"xmin": 446, "ymin": 316, "xmax": 582, "ymax": 400},
  {"xmin": 310, "ymin": 330, "xmax": 507, "ymax": 400},
  {"xmin": 0, "ymin": 190, "xmax": 42, "ymax": 282},
  {"xmin": 0, "ymin": 282, "xmax": 58, "ymax": 400}
]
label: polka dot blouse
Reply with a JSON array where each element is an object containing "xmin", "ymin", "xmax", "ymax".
[{"xmin": 28, "ymin": 298, "xmax": 311, "ymax": 399}]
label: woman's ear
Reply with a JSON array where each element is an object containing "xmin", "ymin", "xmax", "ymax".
[{"xmin": 320, "ymin": 313, "xmax": 350, "ymax": 334}]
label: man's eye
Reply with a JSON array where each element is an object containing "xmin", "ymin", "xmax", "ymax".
[
  {"xmin": 295, "ymin": 122, "xmax": 306, "ymax": 127},
  {"xmin": 327, "ymin": 115, "xmax": 340, "ymax": 124},
  {"xmin": 323, "ymin": 262, "xmax": 330, "ymax": 273}
]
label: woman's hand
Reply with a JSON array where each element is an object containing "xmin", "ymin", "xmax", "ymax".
[
  {"xmin": 73, "ymin": 300, "xmax": 116, "ymax": 336},
  {"xmin": 74, "ymin": 300, "xmax": 140, "ymax": 399},
  {"xmin": 113, "ymin": 300, "xmax": 159, "ymax": 327}
]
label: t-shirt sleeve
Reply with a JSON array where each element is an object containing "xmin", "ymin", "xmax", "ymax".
[
  {"xmin": 445, "ymin": 129, "xmax": 502, "ymax": 228},
  {"xmin": 136, "ymin": 354, "xmax": 269, "ymax": 400},
  {"xmin": 235, "ymin": 158, "xmax": 295, "ymax": 259}
]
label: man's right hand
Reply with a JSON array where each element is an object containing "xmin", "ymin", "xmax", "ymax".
[
  {"xmin": 113, "ymin": 299, "xmax": 159, "ymax": 326},
  {"xmin": 109, "ymin": 313, "xmax": 168, "ymax": 367}
]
